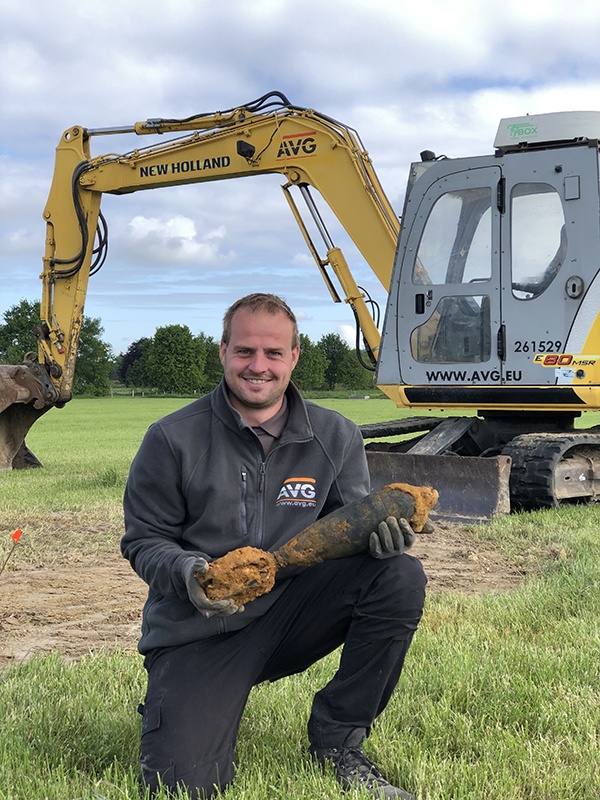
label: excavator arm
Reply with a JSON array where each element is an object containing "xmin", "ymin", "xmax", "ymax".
[{"xmin": 0, "ymin": 92, "xmax": 400, "ymax": 468}]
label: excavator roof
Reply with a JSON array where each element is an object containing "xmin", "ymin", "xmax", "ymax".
[{"xmin": 494, "ymin": 110, "xmax": 600, "ymax": 153}]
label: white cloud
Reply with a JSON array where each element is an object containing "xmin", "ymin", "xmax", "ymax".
[
  {"xmin": 127, "ymin": 216, "xmax": 234, "ymax": 264},
  {"xmin": 337, "ymin": 324, "xmax": 356, "ymax": 347}
]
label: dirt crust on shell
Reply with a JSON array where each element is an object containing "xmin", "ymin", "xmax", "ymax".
[
  {"xmin": 200, "ymin": 546, "xmax": 277, "ymax": 605},
  {"xmin": 387, "ymin": 482, "xmax": 439, "ymax": 532}
]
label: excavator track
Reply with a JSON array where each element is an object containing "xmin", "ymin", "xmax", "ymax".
[{"xmin": 502, "ymin": 432, "xmax": 600, "ymax": 510}]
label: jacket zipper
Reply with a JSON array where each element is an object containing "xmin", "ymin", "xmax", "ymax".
[
  {"xmin": 240, "ymin": 468, "xmax": 248, "ymax": 536},
  {"xmin": 256, "ymin": 460, "xmax": 267, "ymax": 548},
  {"xmin": 259, "ymin": 461, "xmax": 266, "ymax": 492}
]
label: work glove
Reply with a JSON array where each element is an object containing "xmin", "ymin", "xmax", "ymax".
[
  {"xmin": 368, "ymin": 516, "xmax": 416, "ymax": 559},
  {"xmin": 181, "ymin": 556, "xmax": 245, "ymax": 619}
]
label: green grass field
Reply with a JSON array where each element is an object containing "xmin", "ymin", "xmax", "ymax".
[{"xmin": 1, "ymin": 397, "xmax": 599, "ymax": 799}]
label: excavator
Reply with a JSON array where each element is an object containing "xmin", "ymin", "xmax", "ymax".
[{"xmin": 1, "ymin": 91, "xmax": 600, "ymax": 521}]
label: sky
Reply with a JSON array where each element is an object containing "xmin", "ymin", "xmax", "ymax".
[{"xmin": 2, "ymin": 0, "xmax": 600, "ymax": 357}]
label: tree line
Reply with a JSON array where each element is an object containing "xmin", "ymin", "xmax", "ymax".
[{"xmin": 0, "ymin": 299, "xmax": 377, "ymax": 396}]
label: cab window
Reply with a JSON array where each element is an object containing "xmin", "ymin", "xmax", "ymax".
[{"xmin": 511, "ymin": 183, "xmax": 565, "ymax": 299}]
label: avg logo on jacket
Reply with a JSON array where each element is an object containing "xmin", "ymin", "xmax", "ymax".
[{"xmin": 276, "ymin": 477, "xmax": 317, "ymax": 507}]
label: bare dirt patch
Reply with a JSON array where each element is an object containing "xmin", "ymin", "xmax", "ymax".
[{"xmin": 0, "ymin": 517, "xmax": 525, "ymax": 666}]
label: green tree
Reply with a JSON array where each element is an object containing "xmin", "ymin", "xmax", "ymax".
[
  {"xmin": 0, "ymin": 299, "xmax": 112, "ymax": 396},
  {"xmin": 0, "ymin": 298, "xmax": 40, "ymax": 363},
  {"xmin": 128, "ymin": 339, "xmax": 154, "ymax": 388},
  {"xmin": 109, "ymin": 354, "xmax": 123, "ymax": 382},
  {"xmin": 318, "ymin": 332, "xmax": 350, "ymax": 389},
  {"xmin": 73, "ymin": 316, "xmax": 113, "ymax": 396},
  {"xmin": 119, "ymin": 337, "xmax": 153, "ymax": 387},
  {"xmin": 145, "ymin": 324, "xmax": 205, "ymax": 393},
  {"xmin": 196, "ymin": 333, "xmax": 223, "ymax": 392},
  {"xmin": 337, "ymin": 348, "xmax": 376, "ymax": 391},
  {"xmin": 293, "ymin": 333, "xmax": 327, "ymax": 391}
]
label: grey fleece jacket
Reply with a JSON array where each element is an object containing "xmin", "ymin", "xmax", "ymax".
[{"xmin": 121, "ymin": 380, "xmax": 370, "ymax": 653}]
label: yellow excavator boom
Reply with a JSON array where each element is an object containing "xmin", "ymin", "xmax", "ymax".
[{"xmin": 0, "ymin": 92, "xmax": 399, "ymax": 468}]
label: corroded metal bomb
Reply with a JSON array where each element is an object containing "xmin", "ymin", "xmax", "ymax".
[{"xmin": 199, "ymin": 482, "xmax": 438, "ymax": 606}]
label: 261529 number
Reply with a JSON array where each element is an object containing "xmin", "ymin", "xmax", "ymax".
[{"xmin": 514, "ymin": 340, "xmax": 562, "ymax": 353}]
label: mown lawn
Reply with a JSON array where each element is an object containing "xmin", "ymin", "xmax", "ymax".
[{"xmin": 0, "ymin": 397, "xmax": 598, "ymax": 799}]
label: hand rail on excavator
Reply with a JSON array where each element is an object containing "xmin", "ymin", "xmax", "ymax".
[{"xmin": 0, "ymin": 92, "xmax": 400, "ymax": 468}]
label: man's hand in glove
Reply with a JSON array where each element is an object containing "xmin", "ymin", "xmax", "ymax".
[
  {"xmin": 369, "ymin": 516, "xmax": 416, "ymax": 559},
  {"xmin": 182, "ymin": 556, "xmax": 245, "ymax": 619}
]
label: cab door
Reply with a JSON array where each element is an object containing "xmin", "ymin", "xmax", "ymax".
[
  {"xmin": 393, "ymin": 164, "xmax": 503, "ymax": 388},
  {"xmin": 499, "ymin": 146, "xmax": 599, "ymax": 387}
]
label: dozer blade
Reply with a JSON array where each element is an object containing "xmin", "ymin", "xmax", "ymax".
[
  {"xmin": 0, "ymin": 364, "xmax": 57, "ymax": 469},
  {"xmin": 366, "ymin": 451, "xmax": 512, "ymax": 524}
]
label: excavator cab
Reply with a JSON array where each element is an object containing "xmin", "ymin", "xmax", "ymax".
[
  {"xmin": 378, "ymin": 111, "xmax": 600, "ymax": 409},
  {"xmin": 368, "ymin": 112, "xmax": 600, "ymax": 514}
]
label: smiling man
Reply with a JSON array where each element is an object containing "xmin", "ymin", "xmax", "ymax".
[
  {"xmin": 219, "ymin": 295, "xmax": 300, "ymax": 423},
  {"xmin": 122, "ymin": 293, "xmax": 427, "ymax": 800}
]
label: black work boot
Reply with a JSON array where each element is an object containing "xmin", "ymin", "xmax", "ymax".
[{"xmin": 309, "ymin": 743, "xmax": 415, "ymax": 799}]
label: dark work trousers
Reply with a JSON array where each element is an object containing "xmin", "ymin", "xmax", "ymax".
[{"xmin": 138, "ymin": 551, "xmax": 427, "ymax": 799}]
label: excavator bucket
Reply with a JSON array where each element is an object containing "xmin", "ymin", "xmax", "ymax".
[
  {"xmin": 0, "ymin": 364, "xmax": 53, "ymax": 469},
  {"xmin": 366, "ymin": 450, "xmax": 512, "ymax": 524}
]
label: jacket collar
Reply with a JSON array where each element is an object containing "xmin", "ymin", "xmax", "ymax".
[{"xmin": 212, "ymin": 378, "xmax": 314, "ymax": 443}]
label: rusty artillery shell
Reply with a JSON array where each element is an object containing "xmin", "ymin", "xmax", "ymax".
[
  {"xmin": 272, "ymin": 482, "xmax": 438, "ymax": 570},
  {"xmin": 201, "ymin": 482, "xmax": 438, "ymax": 605}
]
